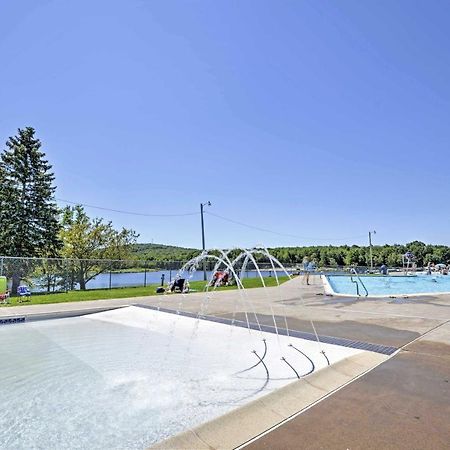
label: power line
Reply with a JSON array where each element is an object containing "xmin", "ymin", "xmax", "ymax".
[
  {"xmin": 205, "ymin": 211, "xmax": 367, "ymax": 241},
  {"xmin": 56, "ymin": 197, "xmax": 367, "ymax": 242},
  {"xmin": 56, "ymin": 198, "xmax": 200, "ymax": 217}
]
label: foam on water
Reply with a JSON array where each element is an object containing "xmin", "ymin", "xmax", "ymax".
[{"xmin": 0, "ymin": 306, "xmax": 362, "ymax": 449}]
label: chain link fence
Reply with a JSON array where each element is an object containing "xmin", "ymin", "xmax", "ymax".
[
  {"xmin": 0, "ymin": 255, "xmax": 410, "ymax": 296},
  {"xmin": 0, "ymin": 256, "xmax": 301, "ymax": 295}
]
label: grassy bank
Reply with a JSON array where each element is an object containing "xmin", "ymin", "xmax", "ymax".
[{"xmin": 1, "ymin": 276, "xmax": 291, "ymax": 307}]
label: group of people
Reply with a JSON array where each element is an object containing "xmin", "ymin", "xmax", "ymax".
[
  {"xmin": 427, "ymin": 262, "xmax": 449, "ymax": 275},
  {"xmin": 295, "ymin": 258, "xmax": 450, "ymax": 281},
  {"xmin": 209, "ymin": 270, "xmax": 230, "ymax": 287}
]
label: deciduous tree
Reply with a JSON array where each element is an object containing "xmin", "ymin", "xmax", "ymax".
[{"xmin": 60, "ymin": 205, "xmax": 138, "ymax": 289}]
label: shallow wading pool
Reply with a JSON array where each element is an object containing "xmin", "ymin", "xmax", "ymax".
[{"xmin": 0, "ymin": 306, "xmax": 363, "ymax": 449}]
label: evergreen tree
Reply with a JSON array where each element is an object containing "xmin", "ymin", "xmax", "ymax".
[{"xmin": 0, "ymin": 127, "xmax": 61, "ymax": 293}]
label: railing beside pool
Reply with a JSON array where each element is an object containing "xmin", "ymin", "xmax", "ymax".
[{"xmin": 350, "ymin": 268, "xmax": 369, "ymax": 297}]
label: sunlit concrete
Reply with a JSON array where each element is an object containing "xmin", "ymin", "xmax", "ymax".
[{"xmin": 2, "ymin": 275, "xmax": 450, "ymax": 449}]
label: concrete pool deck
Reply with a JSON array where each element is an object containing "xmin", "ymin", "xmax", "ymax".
[{"xmin": 1, "ymin": 275, "xmax": 450, "ymax": 449}]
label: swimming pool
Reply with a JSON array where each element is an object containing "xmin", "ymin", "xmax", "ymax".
[
  {"xmin": 324, "ymin": 274, "xmax": 450, "ymax": 297},
  {"xmin": 0, "ymin": 306, "xmax": 362, "ymax": 449}
]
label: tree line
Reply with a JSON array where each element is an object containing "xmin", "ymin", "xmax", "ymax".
[
  {"xmin": 267, "ymin": 242, "xmax": 450, "ymax": 268},
  {"xmin": 132, "ymin": 242, "xmax": 450, "ymax": 268}
]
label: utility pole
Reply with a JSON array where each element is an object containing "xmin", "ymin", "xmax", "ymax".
[
  {"xmin": 369, "ymin": 230, "xmax": 376, "ymax": 272},
  {"xmin": 200, "ymin": 201, "xmax": 211, "ymax": 281}
]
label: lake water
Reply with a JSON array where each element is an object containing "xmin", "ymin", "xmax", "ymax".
[{"xmin": 31, "ymin": 269, "xmax": 294, "ymax": 292}]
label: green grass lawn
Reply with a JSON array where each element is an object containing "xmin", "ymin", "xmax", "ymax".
[{"xmin": 1, "ymin": 276, "xmax": 291, "ymax": 307}]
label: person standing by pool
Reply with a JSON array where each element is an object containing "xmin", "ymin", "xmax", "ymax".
[
  {"xmin": 302, "ymin": 257, "xmax": 309, "ymax": 271},
  {"xmin": 302, "ymin": 257, "xmax": 309, "ymax": 284},
  {"xmin": 305, "ymin": 259, "xmax": 316, "ymax": 285}
]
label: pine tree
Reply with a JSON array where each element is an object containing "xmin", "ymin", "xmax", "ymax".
[{"xmin": 0, "ymin": 127, "xmax": 61, "ymax": 293}]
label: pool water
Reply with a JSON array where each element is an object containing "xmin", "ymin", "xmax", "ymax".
[
  {"xmin": 326, "ymin": 274, "xmax": 450, "ymax": 296},
  {"xmin": 0, "ymin": 306, "xmax": 361, "ymax": 449}
]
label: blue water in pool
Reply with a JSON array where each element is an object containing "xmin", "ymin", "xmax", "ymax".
[{"xmin": 327, "ymin": 274, "xmax": 450, "ymax": 296}]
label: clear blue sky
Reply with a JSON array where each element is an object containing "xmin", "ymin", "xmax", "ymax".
[{"xmin": 1, "ymin": 0, "xmax": 450, "ymax": 249}]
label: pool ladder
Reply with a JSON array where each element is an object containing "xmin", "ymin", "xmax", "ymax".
[{"xmin": 350, "ymin": 268, "xmax": 369, "ymax": 297}]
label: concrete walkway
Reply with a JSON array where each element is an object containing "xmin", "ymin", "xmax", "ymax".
[{"xmin": 245, "ymin": 324, "xmax": 450, "ymax": 450}]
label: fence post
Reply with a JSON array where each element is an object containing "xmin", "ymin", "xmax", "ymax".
[
  {"xmin": 64, "ymin": 259, "xmax": 69, "ymax": 293},
  {"xmin": 0, "ymin": 257, "xmax": 3, "ymax": 276},
  {"xmin": 109, "ymin": 266, "xmax": 112, "ymax": 290},
  {"xmin": 144, "ymin": 260, "xmax": 148, "ymax": 287}
]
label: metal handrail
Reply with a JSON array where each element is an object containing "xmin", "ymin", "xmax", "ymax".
[
  {"xmin": 350, "ymin": 276, "xmax": 360, "ymax": 296},
  {"xmin": 351, "ymin": 268, "xmax": 369, "ymax": 297}
]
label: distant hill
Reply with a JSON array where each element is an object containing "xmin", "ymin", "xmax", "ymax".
[
  {"xmin": 131, "ymin": 241, "xmax": 450, "ymax": 267},
  {"xmin": 131, "ymin": 243, "xmax": 201, "ymax": 262}
]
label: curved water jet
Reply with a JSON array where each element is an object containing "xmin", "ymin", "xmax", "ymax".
[
  {"xmin": 281, "ymin": 357, "xmax": 300, "ymax": 379},
  {"xmin": 235, "ymin": 338, "xmax": 268, "ymax": 375},
  {"xmin": 288, "ymin": 343, "xmax": 315, "ymax": 376}
]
